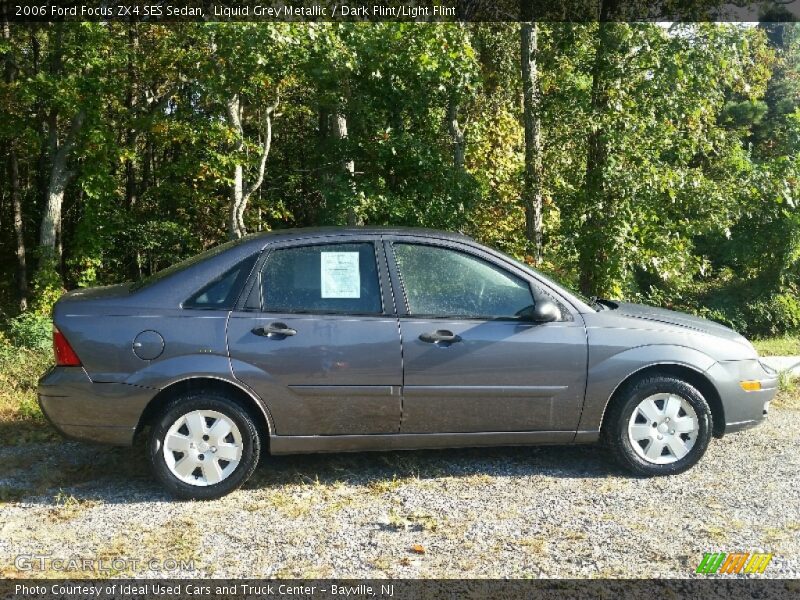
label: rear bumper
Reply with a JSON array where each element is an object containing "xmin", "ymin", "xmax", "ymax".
[
  {"xmin": 707, "ymin": 359, "xmax": 779, "ymax": 435},
  {"xmin": 38, "ymin": 367, "xmax": 155, "ymax": 446}
]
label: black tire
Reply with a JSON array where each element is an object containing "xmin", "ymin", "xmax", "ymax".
[
  {"xmin": 149, "ymin": 390, "xmax": 261, "ymax": 500},
  {"xmin": 602, "ymin": 375, "xmax": 712, "ymax": 476}
]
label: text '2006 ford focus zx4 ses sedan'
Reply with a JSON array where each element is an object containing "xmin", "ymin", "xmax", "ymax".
[{"xmin": 39, "ymin": 227, "xmax": 777, "ymax": 499}]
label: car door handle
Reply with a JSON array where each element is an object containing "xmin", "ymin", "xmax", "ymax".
[
  {"xmin": 252, "ymin": 323, "xmax": 297, "ymax": 338},
  {"xmin": 419, "ymin": 330, "xmax": 462, "ymax": 344}
]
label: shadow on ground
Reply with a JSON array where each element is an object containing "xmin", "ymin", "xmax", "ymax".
[{"xmin": 0, "ymin": 435, "xmax": 620, "ymax": 505}]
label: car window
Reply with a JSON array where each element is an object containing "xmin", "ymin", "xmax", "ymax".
[
  {"xmin": 131, "ymin": 236, "xmax": 251, "ymax": 291},
  {"xmin": 184, "ymin": 253, "xmax": 258, "ymax": 310},
  {"xmin": 261, "ymin": 243, "xmax": 382, "ymax": 315},
  {"xmin": 393, "ymin": 243, "xmax": 534, "ymax": 319}
]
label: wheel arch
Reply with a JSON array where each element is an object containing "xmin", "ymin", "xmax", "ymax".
[
  {"xmin": 599, "ymin": 363, "xmax": 726, "ymax": 438},
  {"xmin": 134, "ymin": 376, "xmax": 274, "ymax": 442}
]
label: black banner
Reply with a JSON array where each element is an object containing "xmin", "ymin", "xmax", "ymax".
[
  {"xmin": 2, "ymin": 580, "xmax": 800, "ymax": 600},
  {"xmin": 2, "ymin": 0, "xmax": 800, "ymax": 22}
]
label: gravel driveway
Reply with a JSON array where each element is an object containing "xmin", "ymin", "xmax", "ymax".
[{"xmin": 1, "ymin": 391, "xmax": 798, "ymax": 579}]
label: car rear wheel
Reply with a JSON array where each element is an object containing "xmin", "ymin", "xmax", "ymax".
[
  {"xmin": 603, "ymin": 375, "xmax": 712, "ymax": 476},
  {"xmin": 149, "ymin": 391, "xmax": 261, "ymax": 499}
]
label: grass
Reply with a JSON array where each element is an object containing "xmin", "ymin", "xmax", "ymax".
[
  {"xmin": 753, "ymin": 335, "xmax": 800, "ymax": 357},
  {"xmin": 144, "ymin": 516, "xmax": 201, "ymax": 566},
  {"xmin": 385, "ymin": 507, "xmax": 439, "ymax": 532},
  {"xmin": 774, "ymin": 377, "xmax": 800, "ymax": 411},
  {"xmin": 0, "ymin": 343, "xmax": 57, "ymax": 446},
  {"xmin": 517, "ymin": 537, "xmax": 550, "ymax": 556},
  {"xmin": 245, "ymin": 489, "xmax": 316, "ymax": 518},
  {"xmin": 50, "ymin": 489, "xmax": 101, "ymax": 521},
  {"xmin": 368, "ymin": 475, "xmax": 407, "ymax": 494}
]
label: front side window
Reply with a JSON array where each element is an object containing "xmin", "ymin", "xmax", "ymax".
[
  {"xmin": 261, "ymin": 243, "xmax": 382, "ymax": 314},
  {"xmin": 393, "ymin": 243, "xmax": 534, "ymax": 319}
]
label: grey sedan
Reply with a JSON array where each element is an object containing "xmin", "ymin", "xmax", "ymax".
[{"xmin": 39, "ymin": 227, "xmax": 777, "ymax": 499}]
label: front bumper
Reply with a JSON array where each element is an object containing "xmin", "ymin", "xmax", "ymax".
[
  {"xmin": 38, "ymin": 366, "xmax": 155, "ymax": 446},
  {"xmin": 707, "ymin": 359, "xmax": 779, "ymax": 435}
]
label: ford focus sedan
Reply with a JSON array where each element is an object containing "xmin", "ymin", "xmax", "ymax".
[{"xmin": 39, "ymin": 227, "xmax": 777, "ymax": 499}]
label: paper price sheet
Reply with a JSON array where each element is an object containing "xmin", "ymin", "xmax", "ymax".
[{"xmin": 321, "ymin": 252, "xmax": 361, "ymax": 298}]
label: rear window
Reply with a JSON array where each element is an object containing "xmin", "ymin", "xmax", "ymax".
[
  {"xmin": 184, "ymin": 253, "xmax": 259, "ymax": 310},
  {"xmin": 130, "ymin": 238, "xmax": 247, "ymax": 292}
]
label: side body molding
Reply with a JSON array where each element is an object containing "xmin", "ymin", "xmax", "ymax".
[{"xmin": 577, "ymin": 343, "xmax": 717, "ymax": 437}]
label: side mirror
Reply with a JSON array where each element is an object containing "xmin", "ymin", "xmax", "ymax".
[{"xmin": 519, "ymin": 300, "xmax": 561, "ymax": 323}]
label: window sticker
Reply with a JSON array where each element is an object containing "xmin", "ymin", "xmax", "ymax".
[{"xmin": 320, "ymin": 252, "xmax": 361, "ymax": 298}]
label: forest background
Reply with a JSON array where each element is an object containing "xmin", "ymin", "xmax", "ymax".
[{"xmin": 2, "ymin": 16, "xmax": 800, "ymax": 348}]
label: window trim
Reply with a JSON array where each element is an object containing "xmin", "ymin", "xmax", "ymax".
[
  {"xmin": 245, "ymin": 239, "xmax": 390, "ymax": 317},
  {"xmin": 386, "ymin": 239, "xmax": 563, "ymax": 322}
]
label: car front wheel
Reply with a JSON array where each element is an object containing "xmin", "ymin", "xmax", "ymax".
[
  {"xmin": 149, "ymin": 391, "xmax": 261, "ymax": 499},
  {"xmin": 604, "ymin": 375, "xmax": 712, "ymax": 476}
]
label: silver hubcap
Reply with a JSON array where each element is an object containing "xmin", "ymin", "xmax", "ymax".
[
  {"xmin": 628, "ymin": 393, "xmax": 698, "ymax": 464},
  {"xmin": 163, "ymin": 409, "xmax": 243, "ymax": 486}
]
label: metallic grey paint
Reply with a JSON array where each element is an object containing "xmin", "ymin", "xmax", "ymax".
[
  {"xmin": 398, "ymin": 319, "xmax": 586, "ymax": 433},
  {"xmin": 38, "ymin": 227, "xmax": 777, "ymax": 454},
  {"xmin": 227, "ymin": 313, "xmax": 403, "ymax": 435}
]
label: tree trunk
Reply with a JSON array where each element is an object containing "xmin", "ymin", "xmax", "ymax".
[
  {"xmin": 226, "ymin": 93, "xmax": 276, "ymax": 240},
  {"xmin": 579, "ymin": 14, "xmax": 616, "ymax": 297},
  {"xmin": 447, "ymin": 97, "xmax": 466, "ymax": 171},
  {"xmin": 9, "ymin": 150, "xmax": 28, "ymax": 311},
  {"xmin": 124, "ymin": 23, "xmax": 139, "ymax": 208},
  {"xmin": 4, "ymin": 18, "xmax": 28, "ymax": 310},
  {"xmin": 30, "ymin": 29, "xmax": 50, "ymax": 215},
  {"xmin": 39, "ymin": 24, "xmax": 84, "ymax": 267},
  {"xmin": 318, "ymin": 106, "xmax": 330, "ymax": 140},
  {"xmin": 520, "ymin": 20, "xmax": 544, "ymax": 263},
  {"xmin": 331, "ymin": 110, "xmax": 358, "ymax": 226},
  {"xmin": 227, "ymin": 94, "xmax": 246, "ymax": 240},
  {"xmin": 447, "ymin": 18, "xmax": 469, "ymax": 176},
  {"xmin": 39, "ymin": 110, "xmax": 84, "ymax": 256}
]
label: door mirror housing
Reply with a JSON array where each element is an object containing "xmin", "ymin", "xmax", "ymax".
[{"xmin": 518, "ymin": 300, "xmax": 561, "ymax": 323}]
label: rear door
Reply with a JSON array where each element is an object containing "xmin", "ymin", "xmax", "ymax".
[
  {"xmin": 386, "ymin": 237, "xmax": 587, "ymax": 434},
  {"xmin": 227, "ymin": 236, "xmax": 402, "ymax": 436}
]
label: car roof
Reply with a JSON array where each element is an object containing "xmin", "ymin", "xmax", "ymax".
[{"xmin": 237, "ymin": 226, "xmax": 474, "ymax": 251}]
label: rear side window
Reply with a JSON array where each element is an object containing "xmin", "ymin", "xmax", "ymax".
[
  {"xmin": 184, "ymin": 254, "xmax": 258, "ymax": 310},
  {"xmin": 261, "ymin": 243, "xmax": 382, "ymax": 315},
  {"xmin": 132, "ymin": 238, "xmax": 243, "ymax": 291}
]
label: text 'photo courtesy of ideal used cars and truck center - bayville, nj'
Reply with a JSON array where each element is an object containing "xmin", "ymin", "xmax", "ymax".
[{"xmin": 1, "ymin": 0, "xmax": 800, "ymax": 597}]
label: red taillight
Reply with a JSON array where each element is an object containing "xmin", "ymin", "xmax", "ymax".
[{"xmin": 53, "ymin": 326, "xmax": 81, "ymax": 366}]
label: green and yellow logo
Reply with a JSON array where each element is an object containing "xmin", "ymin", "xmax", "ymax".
[{"xmin": 696, "ymin": 552, "xmax": 773, "ymax": 575}]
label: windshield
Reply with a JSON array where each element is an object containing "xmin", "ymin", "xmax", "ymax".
[{"xmin": 130, "ymin": 238, "xmax": 243, "ymax": 291}]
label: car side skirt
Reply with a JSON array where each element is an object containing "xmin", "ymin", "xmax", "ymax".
[{"xmin": 269, "ymin": 430, "xmax": 586, "ymax": 455}]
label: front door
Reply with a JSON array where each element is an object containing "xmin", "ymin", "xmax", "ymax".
[
  {"xmin": 228, "ymin": 239, "xmax": 402, "ymax": 436},
  {"xmin": 387, "ymin": 240, "xmax": 587, "ymax": 434}
]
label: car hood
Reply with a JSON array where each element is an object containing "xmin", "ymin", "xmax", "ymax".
[{"xmin": 610, "ymin": 301, "xmax": 754, "ymax": 349}]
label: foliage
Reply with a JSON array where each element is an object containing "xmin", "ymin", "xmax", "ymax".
[
  {"xmin": 706, "ymin": 289, "xmax": 800, "ymax": 337},
  {"xmin": 7, "ymin": 313, "xmax": 52, "ymax": 351},
  {"xmin": 29, "ymin": 256, "xmax": 65, "ymax": 317},
  {"xmin": 0, "ymin": 338, "xmax": 53, "ymax": 445},
  {"xmin": 752, "ymin": 335, "xmax": 800, "ymax": 357},
  {"xmin": 0, "ymin": 22, "xmax": 799, "ymax": 337}
]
